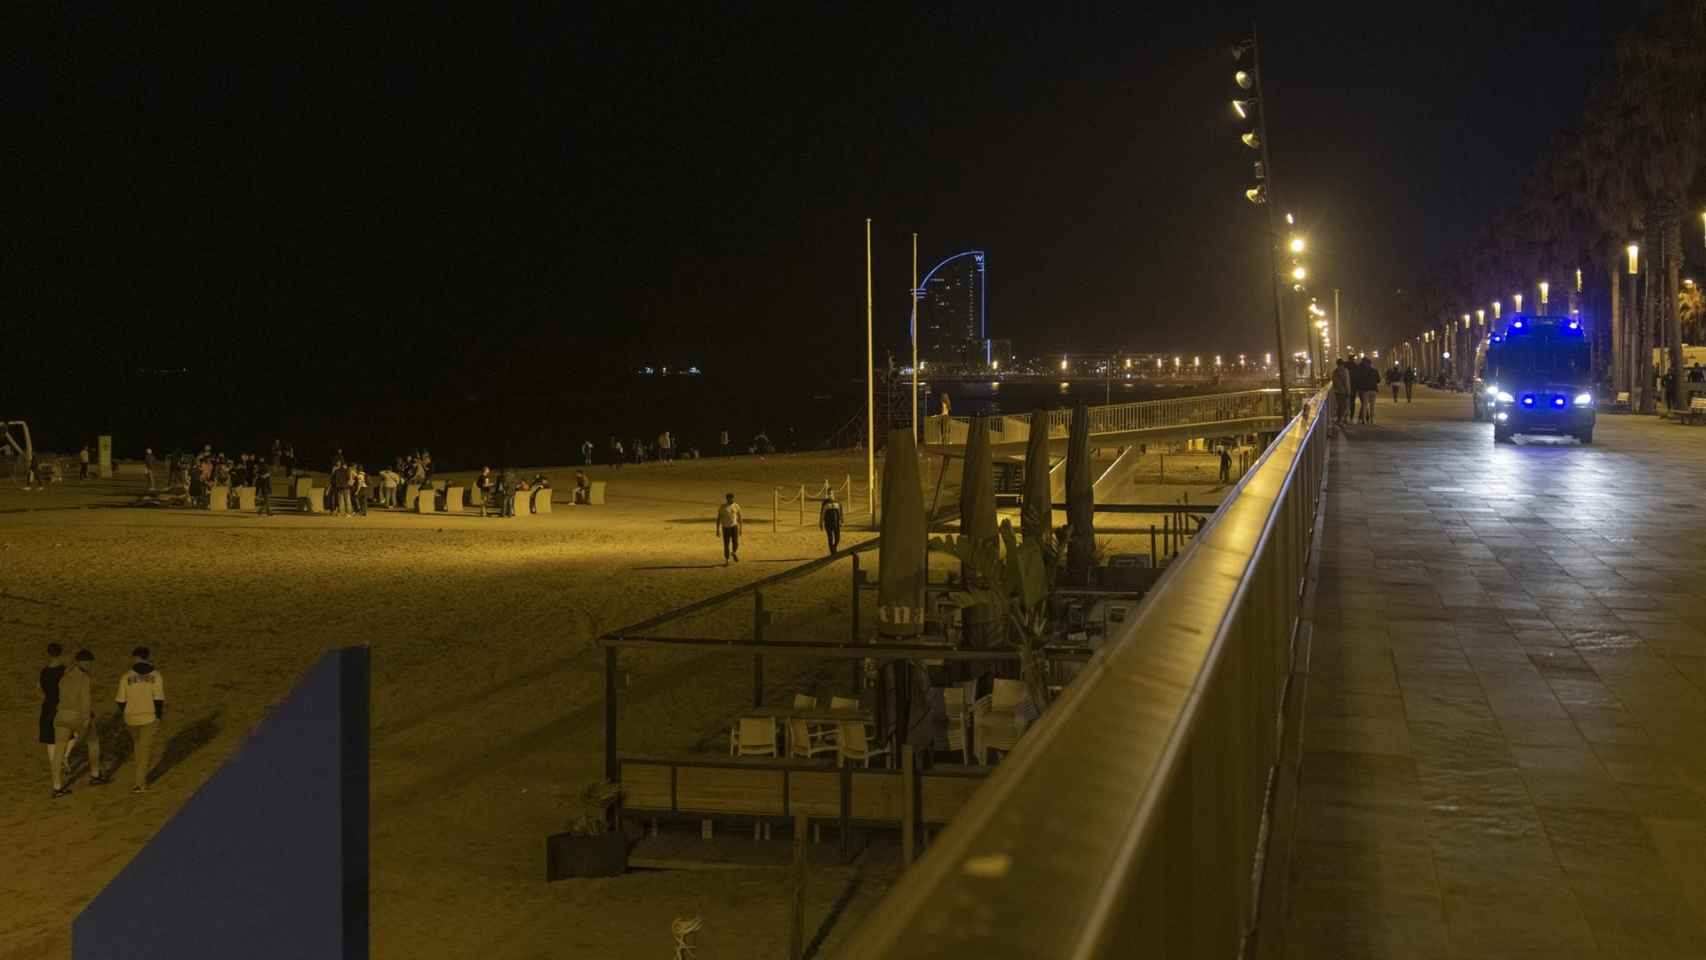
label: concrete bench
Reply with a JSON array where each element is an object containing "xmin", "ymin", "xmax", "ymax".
[
  {"xmin": 532, "ymin": 487, "xmax": 553, "ymax": 514},
  {"xmin": 465, "ymin": 485, "xmax": 485, "ymax": 509},
  {"xmin": 587, "ymin": 480, "xmax": 606, "ymax": 505},
  {"xmin": 207, "ymin": 485, "xmax": 229, "ymax": 511},
  {"xmin": 234, "ymin": 486, "xmax": 256, "ymax": 512},
  {"xmin": 414, "ymin": 489, "xmax": 436, "ymax": 514},
  {"xmin": 440, "ymin": 485, "xmax": 463, "ymax": 514},
  {"xmin": 302, "ymin": 488, "xmax": 325, "ymax": 514},
  {"xmin": 290, "ymin": 477, "xmax": 313, "ymax": 500},
  {"xmin": 402, "ymin": 483, "xmax": 422, "ymax": 511},
  {"xmin": 1680, "ymin": 396, "xmax": 1706, "ymax": 426}
]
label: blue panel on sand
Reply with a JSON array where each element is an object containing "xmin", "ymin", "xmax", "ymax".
[{"xmin": 74, "ymin": 646, "xmax": 369, "ymax": 959}]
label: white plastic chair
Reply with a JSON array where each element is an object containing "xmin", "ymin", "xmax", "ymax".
[
  {"xmin": 829, "ymin": 695, "xmax": 874, "ymax": 741},
  {"xmin": 788, "ymin": 717, "xmax": 837, "ymax": 761},
  {"xmin": 837, "ymin": 720, "xmax": 890, "ymax": 768},
  {"xmin": 943, "ymin": 685, "xmax": 972, "ymax": 765},
  {"xmin": 730, "ymin": 716, "xmax": 778, "ymax": 758},
  {"xmin": 974, "ymin": 679, "xmax": 1031, "ymax": 765}
]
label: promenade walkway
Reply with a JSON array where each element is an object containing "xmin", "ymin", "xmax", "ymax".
[{"xmin": 1283, "ymin": 388, "xmax": 1706, "ymax": 958}]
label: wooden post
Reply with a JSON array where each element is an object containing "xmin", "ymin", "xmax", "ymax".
[
  {"xmin": 604, "ymin": 646, "xmax": 619, "ymax": 784},
  {"xmin": 901, "ymin": 744, "xmax": 916, "ymax": 867},
  {"xmin": 799, "ymin": 485, "xmax": 805, "ymax": 527},
  {"xmin": 790, "ymin": 812, "xmax": 809, "ymax": 960},
  {"xmin": 773, "ymin": 488, "xmax": 779, "ymax": 534},
  {"xmin": 850, "ymin": 555, "xmax": 863, "ymax": 691},
  {"xmin": 753, "ymin": 592, "xmax": 766, "ymax": 708}
]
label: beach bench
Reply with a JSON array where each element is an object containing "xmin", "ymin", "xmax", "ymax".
[
  {"xmin": 440, "ymin": 484, "xmax": 463, "ymax": 513},
  {"xmin": 234, "ymin": 486, "xmax": 256, "ymax": 511},
  {"xmin": 302, "ymin": 488, "xmax": 325, "ymax": 514},
  {"xmin": 465, "ymin": 485, "xmax": 484, "ymax": 509},
  {"xmin": 414, "ymin": 489, "xmax": 435, "ymax": 514},
  {"xmin": 402, "ymin": 483, "xmax": 422, "ymax": 511},
  {"xmin": 207, "ymin": 485, "xmax": 229, "ymax": 511},
  {"xmin": 290, "ymin": 477, "xmax": 313, "ymax": 500},
  {"xmin": 1679, "ymin": 396, "xmax": 1706, "ymax": 426},
  {"xmin": 532, "ymin": 488, "xmax": 553, "ymax": 514},
  {"xmin": 586, "ymin": 480, "xmax": 606, "ymax": 505}
]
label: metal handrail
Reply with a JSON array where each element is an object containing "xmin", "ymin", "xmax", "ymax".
[
  {"xmin": 838, "ymin": 388, "xmax": 1331, "ymax": 959},
  {"xmin": 925, "ymin": 387, "xmax": 1314, "ymax": 446}
]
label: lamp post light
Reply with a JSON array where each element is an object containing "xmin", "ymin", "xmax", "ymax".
[
  {"xmin": 1492, "ymin": 300, "xmax": 1501, "ymax": 321},
  {"xmin": 1626, "ymin": 243, "xmax": 1640, "ymax": 408},
  {"xmin": 1538, "ymin": 281, "xmax": 1550, "ymax": 311},
  {"xmin": 1231, "ymin": 25, "xmax": 1292, "ymax": 420},
  {"xmin": 1514, "ymin": 293, "xmax": 1523, "ymax": 314}
]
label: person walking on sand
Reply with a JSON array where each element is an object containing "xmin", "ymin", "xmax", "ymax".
[
  {"xmin": 716, "ymin": 492, "xmax": 742, "ymax": 564},
  {"xmin": 819, "ymin": 490, "xmax": 843, "ymax": 554},
  {"xmin": 116, "ymin": 646, "xmax": 166, "ymax": 794},
  {"xmin": 54, "ymin": 649, "xmax": 107, "ymax": 796},
  {"xmin": 41, "ymin": 644, "xmax": 68, "ymax": 795},
  {"xmin": 1218, "ymin": 446, "xmax": 1232, "ymax": 485},
  {"xmin": 581, "ymin": 440, "xmax": 594, "ymax": 465},
  {"xmin": 79, "ymin": 445, "xmax": 91, "ymax": 480},
  {"xmin": 144, "ymin": 447, "xmax": 157, "ymax": 489},
  {"xmin": 719, "ymin": 429, "xmax": 730, "ymax": 457},
  {"xmin": 255, "ymin": 459, "xmax": 273, "ymax": 515}
]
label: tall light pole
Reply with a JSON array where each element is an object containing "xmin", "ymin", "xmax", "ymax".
[
  {"xmin": 1234, "ymin": 25, "xmax": 1293, "ymax": 421},
  {"xmin": 865, "ymin": 218, "xmax": 875, "ymax": 528},
  {"xmin": 910, "ymin": 232, "xmax": 918, "ymax": 438},
  {"xmin": 1333, "ymin": 288, "xmax": 1342, "ymax": 364}
]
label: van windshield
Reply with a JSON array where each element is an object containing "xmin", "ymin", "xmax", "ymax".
[{"xmin": 1498, "ymin": 336, "xmax": 1590, "ymax": 382}]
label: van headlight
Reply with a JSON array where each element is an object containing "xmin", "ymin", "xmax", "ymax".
[
  {"xmin": 1485, "ymin": 385, "xmax": 1499, "ymax": 397},
  {"xmin": 1573, "ymin": 392, "xmax": 1593, "ymax": 406},
  {"xmin": 1496, "ymin": 391, "xmax": 1514, "ymax": 403}
]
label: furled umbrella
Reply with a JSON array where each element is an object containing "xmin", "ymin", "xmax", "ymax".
[
  {"xmin": 1020, "ymin": 407, "xmax": 1052, "ymax": 545},
  {"xmin": 1065, "ymin": 402, "xmax": 1095, "ymax": 585},
  {"xmin": 877, "ymin": 427, "xmax": 926, "ymax": 639},
  {"xmin": 957, "ymin": 415, "xmax": 997, "ymax": 586}
]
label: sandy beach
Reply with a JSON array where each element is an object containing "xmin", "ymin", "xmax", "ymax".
[{"xmin": 0, "ymin": 441, "xmax": 1232, "ymax": 958}]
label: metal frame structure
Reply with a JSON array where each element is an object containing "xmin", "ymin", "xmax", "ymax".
[{"xmin": 838, "ymin": 388, "xmax": 1331, "ymax": 958}]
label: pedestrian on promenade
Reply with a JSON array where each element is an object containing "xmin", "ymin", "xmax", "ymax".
[
  {"xmin": 1661, "ymin": 371, "xmax": 1675, "ymax": 410},
  {"xmin": 609, "ymin": 437, "xmax": 624, "ymax": 470},
  {"xmin": 1689, "ymin": 363, "xmax": 1704, "ymax": 384},
  {"xmin": 1332, "ymin": 359, "xmax": 1352, "ymax": 425},
  {"xmin": 1355, "ymin": 357, "xmax": 1380, "ymax": 424},
  {"xmin": 716, "ymin": 492, "xmax": 742, "ymax": 564},
  {"xmin": 719, "ymin": 429, "xmax": 730, "ymax": 456},
  {"xmin": 501, "ymin": 469, "xmax": 518, "ymax": 518},
  {"xmin": 1403, "ymin": 365, "xmax": 1416, "ymax": 402},
  {"xmin": 54, "ymin": 650, "xmax": 107, "ymax": 796},
  {"xmin": 820, "ymin": 490, "xmax": 843, "ymax": 554},
  {"xmin": 41, "ymin": 644, "xmax": 68, "ymax": 794},
  {"xmin": 1386, "ymin": 363, "xmax": 1402, "ymax": 403},
  {"xmin": 256, "ymin": 459, "xmax": 273, "ymax": 515},
  {"xmin": 1219, "ymin": 447, "xmax": 1232, "ymax": 485},
  {"xmin": 144, "ymin": 447, "xmax": 157, "ymax": 489},
  {"xmin": 79, "ymin": 446, "xmax": 91, "ymax": 480},
  {"xmin": 115, "ymin": 646, "xmax": 166, "ymax": 794},
  {"xmin": 332, "ymin": 462, "xmax": 352, "ymax": 516},
  {"xmin": 581, "ymin": 440, "xmax": 594, "ymax": 465}
]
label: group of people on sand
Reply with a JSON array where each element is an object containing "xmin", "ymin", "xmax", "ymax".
[
  {"xmin": 711, "ymin": 488, "xmax": 844, "ymax": 565},
  {"xmin": 39, "ymin": 643, "xmax": 167, "ymax": 799}
]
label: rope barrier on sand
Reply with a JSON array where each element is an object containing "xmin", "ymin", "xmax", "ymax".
[{"xmin": 773, "ymin": 475, "xmax": 853, "ymax": 530}]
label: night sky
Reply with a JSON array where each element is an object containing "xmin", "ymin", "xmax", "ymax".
[{"xmin": 7, "ymin": 2, "xmax": 1634, "ymax": 456}]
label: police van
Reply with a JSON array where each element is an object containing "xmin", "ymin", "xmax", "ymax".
[{"xmin": 1482, "ymin": 316, "xmax": 1595, "ymax": 444}]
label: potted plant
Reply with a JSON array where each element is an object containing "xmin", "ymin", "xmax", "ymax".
[
  {"xmin": 928, "ymin": 519, "xmax": 1068, "ymax": 711},
  {"xmin": 545, "ymin": 781, "xmax": 627, "ymax": 880}
]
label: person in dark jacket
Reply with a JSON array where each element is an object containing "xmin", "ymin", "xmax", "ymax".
[
  {"xmin": 255, "ymin": 460, "xmax": 273, "ymax": 515},
  {"xmin": 1354, "ymin": 357, "xmax": 1380, "ymax": 423},
  {"xmin": 41, "ymin": 643, "xmax": 67, "ymax": 795},
  {"xmin": 1402, "ymin": 365, "xmax": 1417, "ymax": 402}
]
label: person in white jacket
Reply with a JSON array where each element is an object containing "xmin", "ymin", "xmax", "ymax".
[{"xmin": 116, "ymin": 647, "xmax": 166, "ymax": 794}]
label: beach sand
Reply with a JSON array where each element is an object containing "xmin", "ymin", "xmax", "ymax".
[{"xmin": 1, "ymin": 452, "xmax": 895, "ymax": 959}]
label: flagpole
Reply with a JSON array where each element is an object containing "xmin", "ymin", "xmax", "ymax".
[
  {"xmin": 910, "ymin": 232, "xmax": 918, "ymax": 442},
  {"xmin": 866, "ymin": 218, "xmax": 876, "ymax": 528}
]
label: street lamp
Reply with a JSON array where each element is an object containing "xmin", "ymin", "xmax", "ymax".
[
  {"xmin": 1289, "ymin": 236, "xmax": 1306, "ymax": 254},
  {"xmin": 1538, "ymin": 281, "xmax": 1550, "ymax": 310},
  {"xmin": 1492, "ymin": 300, "xmax": 1501, "ymax": 320},
  {"xmin": 1291, "ymin": 265, "xmax": 1307, "ymax": 281},
  {"xmin": 1061, "ymin": 357, "xmax": 1069, "ymax": 371},
  {"xmin": 1513, "ymin": 293, "xmax": 1523, "ymax": 313},
  {"xmin": 1476, "ymin": 308, "xmax": 1485, "ymax": 327},
  {"xmin": 1627, "ymin": 243, "xmax": 1640, "ymax": 275}
]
